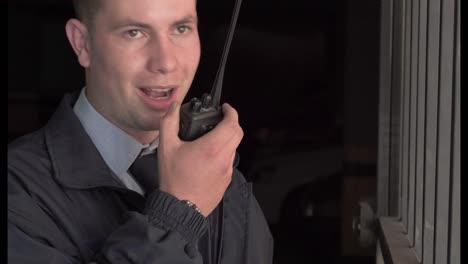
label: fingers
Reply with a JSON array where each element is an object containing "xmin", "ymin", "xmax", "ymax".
[
  {"xmin": 206, "ymin": 116, "xmax": 244, "ymax": 163},
  {"xmin": 199, "ymin": 103, "xmax": 241, "ymax": 145},
  {"xmin": 218, "ymin": 103, "xmax": 243, "ymax": 149},
  {"xmin": 224, "ymin": 122, "xmax": 244, "ymax": 152},
  {"xmin": 222, "ymin": 125, "xmax": 244, "ymax": 160},
  {"xmin": 159, "ymin": 101, "xmax": 181, "ymax": 146},
  {"xmin": 221, "ymin": 103, "xmax": 239, "ymax": 123}
]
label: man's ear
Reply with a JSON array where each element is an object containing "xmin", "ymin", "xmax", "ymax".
[{"xmin": 65, "ymin": 18, "xmax": 91, "ymax": 68}]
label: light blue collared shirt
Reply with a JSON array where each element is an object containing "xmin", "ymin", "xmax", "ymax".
[{"xmin": 73, "ymin": 88, "xmax": 159, "ymax": 195}]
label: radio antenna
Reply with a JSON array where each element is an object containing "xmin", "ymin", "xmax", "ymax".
[{"xmin": 210, "ymin": 0, "xmax": 243, "ymax": 106}]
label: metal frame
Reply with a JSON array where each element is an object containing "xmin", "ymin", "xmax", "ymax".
[{"xmin": 377, "ymin": 0, "xmax": 459, "ymax": 263}]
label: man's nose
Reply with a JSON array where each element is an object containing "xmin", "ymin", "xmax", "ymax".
[{"xmin": 147, "ymin": 37, "xmax": 177, "ymax": 74}]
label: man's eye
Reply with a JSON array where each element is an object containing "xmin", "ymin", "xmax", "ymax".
[
  {"xmin": 126, "ymin": 29, "xmax": 143, "ymax": 38},
  {"xmin": 176, "ymin": 25, "xmax": 190, "ymax": 34}
]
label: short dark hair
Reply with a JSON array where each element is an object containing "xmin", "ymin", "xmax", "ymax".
[{"xmin": 72, "ymin": 0, "xmax": 101, "ymax": 25}]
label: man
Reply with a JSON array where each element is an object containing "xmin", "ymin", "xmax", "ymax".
[{"xmin": 8, "ymin": 0, "xmax": 273, "ymax": 263}]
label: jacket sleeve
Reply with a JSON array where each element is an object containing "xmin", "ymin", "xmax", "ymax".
[
  {"xmin": 8, "ymin": 178, "xmax": 208, "ymax": 264},
  {"xmin": 96, "ymin": 191, "xmax": 207, "ymax": 263}
]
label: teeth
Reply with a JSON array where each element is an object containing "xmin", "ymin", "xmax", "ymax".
[
  {"xmin": 150, "ymin": 88, "xmax": 171, "ymax": 92},
  {"xmin": 141, "ymin": 87, "xmax": 172, "ymax": 99},
  {"xmin": 142, "ymin": 88, "xmax": 172, "ymax": 92},
  {"xmin": 150, "ymin": 93, "xmax": 169, "ymax": 99}
]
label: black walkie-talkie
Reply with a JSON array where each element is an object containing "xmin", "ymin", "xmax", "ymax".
[{"xmin": 179, "ymin": 0, "xmax": 243, "ymax": 141}]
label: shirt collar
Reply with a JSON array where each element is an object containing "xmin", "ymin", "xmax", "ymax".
[{"xmin": 73, "ymin": 88, "xmax": 158, "ymax": 178}]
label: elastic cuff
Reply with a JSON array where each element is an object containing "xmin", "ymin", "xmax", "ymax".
[{"xmin": 144, "ymin": 190, "xmax": 208, "ymax": 243}]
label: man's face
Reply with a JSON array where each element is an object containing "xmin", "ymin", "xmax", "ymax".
[{"xmin": 82, "ymin": 0, "xmax": 200, "ymax": 143}]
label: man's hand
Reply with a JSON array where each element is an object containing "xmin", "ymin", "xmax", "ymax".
[{"xmin": 158, "ymin": 102, "xmax": 244, "ymax": 217}]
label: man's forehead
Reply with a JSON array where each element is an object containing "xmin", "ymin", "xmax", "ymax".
[{"xmin": 97, "ymin": 0, "xmax": 197, "ymax": 22}]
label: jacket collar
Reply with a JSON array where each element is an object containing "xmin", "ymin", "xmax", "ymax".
[{"xmin": 44, "ymin": 91, "xmax": 124, "ymax": 190}]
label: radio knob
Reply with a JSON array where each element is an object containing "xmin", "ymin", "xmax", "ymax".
[
  {"xmin": 191, "ymin": 99, "xmax": 202, "ymax": 112},
  {"xmin": 201, "ymin": 94, "xmax": 212, "ymax": 108}
]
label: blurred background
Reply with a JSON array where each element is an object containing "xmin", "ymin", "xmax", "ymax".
[{"xmin": 8, "ymin": 0, "xmax": 381, "ymax": 263}]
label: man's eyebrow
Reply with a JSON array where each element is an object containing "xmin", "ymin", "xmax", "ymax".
[
  {"xmin": 111, "ymin": 19, "xmax": 152, "ymax": 30},
  {"xmin": 111, "ymin": 15, "xmax": 198, "ymax": 30},
  {"xmin": 173, "ymin": 15, "xmax": 198, "ymax": 26}
]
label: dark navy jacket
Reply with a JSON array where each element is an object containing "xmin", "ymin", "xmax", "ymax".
[{"xmin": 8, "ymin": 92, "xmax": 273, "ymax": 264}]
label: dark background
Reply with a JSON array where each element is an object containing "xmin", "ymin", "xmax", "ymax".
[{"xmin": 8, "ymin": 0, "xmax": 381, "ymax": 263}]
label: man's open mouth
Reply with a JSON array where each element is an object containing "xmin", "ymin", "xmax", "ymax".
[{"xmin": 140, "ymin": 87, "xmax": 174, "ymax": 100}]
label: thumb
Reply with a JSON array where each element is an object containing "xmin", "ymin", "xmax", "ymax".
[{"xmin": 159, "ymin": 101, "xmax": 181, "ymax": 144}]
